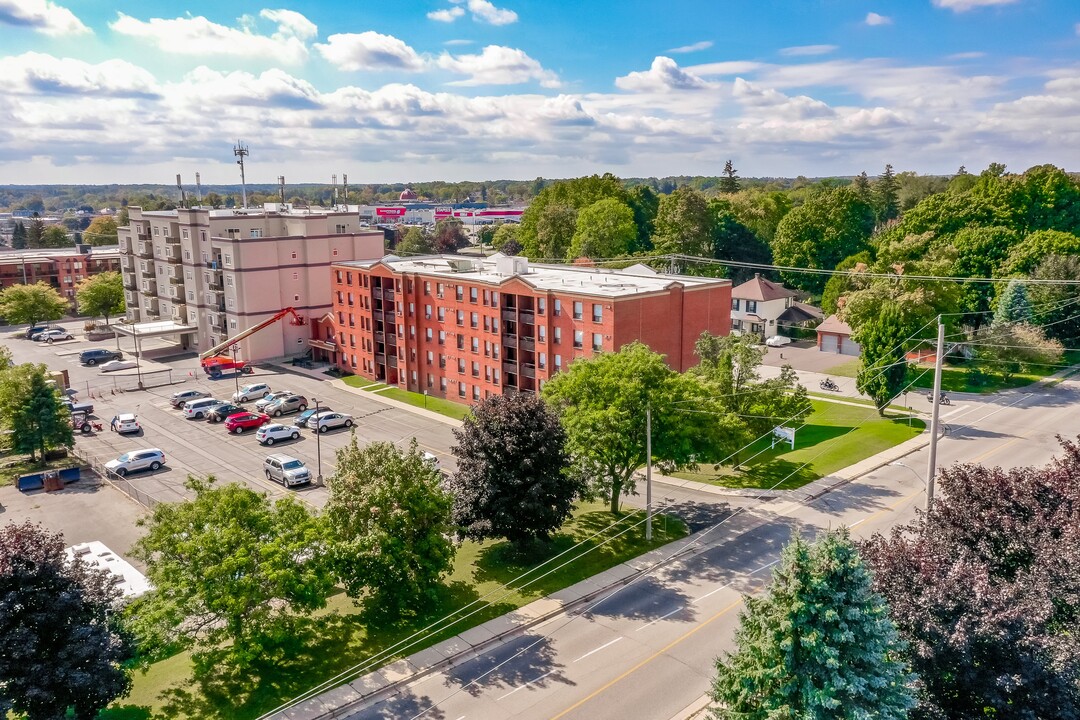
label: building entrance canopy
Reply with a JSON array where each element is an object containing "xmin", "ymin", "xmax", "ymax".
[{"xmin": 111, "ymin": 320, "xmax": 198, "ymax": 339}]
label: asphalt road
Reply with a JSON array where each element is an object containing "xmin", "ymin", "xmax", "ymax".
[
  {"xmin": 338, "ymin": 376, "xmax": 1080, "ymax": 720},
  {"xmin": 4, "ymin": 329, "xmax": 459, "ymax": 509}
]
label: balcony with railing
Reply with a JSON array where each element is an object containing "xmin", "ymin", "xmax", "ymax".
[
  {"xmin": 164, "ymin": 246, "xmax": 182, "ymax": 263},
  {"xmin": 171, "ymin": 304, "xmax": 187, "ymax": 322},
  {"xmin": 164, "ymin": 284, "xmax": 183, "ymax": 300},
  {"xmin": 139, "ymin": 264, "xmax": 155, "ymax": 278},
  {"xmin": 118, "ymin": 236, "xmax": 134, "ymax": 255},
  {"xmin": 163, "ymin": 232, "xmax": 180, "ymax": 245},
  {"xmin": 137, "ymin": 241, "xmax": 154, "ymax": 258},
  {"xmin": 143, "ymin": 297, "xmax": 160, "ymax": 316},
  {"xmin": 140, "ymin": 279, "xmax": 157, "ymax": 295},
  {"xmin": 519, "ymin": 310, "xmax": 535, "ymax": 324},
  {"xmin": 124, "ymin": 289, "xmax": 140, "ymax": 305},
  {"xmin": 123, "ymin": 276, "xmax": 137, "ymax": 291},
  {"xmin": 502, "ymin": 335, "xmax": 517, "ymax": 349},
  {"xmin": 520, "ymin": 363, "xmax": 536, "ymax": 379},
  {"xmin": 120, "ymin": 255, "xmax": 135, "ymax": 271},
  {"xmin": 501, "ymin": 309, "xmax": 518, "ymax": 323},
  {"xmin": 519, "ymin": 336, "xmax": 536, "ymax": 352}
]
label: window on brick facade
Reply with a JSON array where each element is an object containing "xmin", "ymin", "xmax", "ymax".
[
  {"xmin": 424, "ymin": 281, "xmax": 431, "ymax": 295},
  {"xmin": 470, "ymin": 287, "xmax": 478, "ymax": 303},
  {"xmin": 554, "ymin": 327, "xmax": 561, "ymax": 344},
  {"xmin": 456, "ymin": 286, "xmax": 464, "ymax": 301},
  {"xmin": 459, "ymin": 382, "xmax": 466, "ymax": 398},
  {"xmin": 438, "ymin": 307, "xmax": 445, "ymax": 322},
  {"xmin": 555, "ymin": 354, "xmax": 562, "ymax": 370},
  {"xmin": 537, "ymin": 298, "xmax": 545, "ymax": 315},
  {"xmin": 456, "ymin": 310, "xmax": 464, "ymax": 326},
  {"xmin": 573, "ymin": 301, "xmax": 583, "ymax": 320},
  {"xmin": 539, "ymin": 352, "xmax": 546, "ymax": 369},
  {"xmin": 470, "ymin": 312, "xmax": 478, "ymax": 328},
  {"xmin": 458, "ymin": 359, "xmax": 466, "ymax": 374},
  {"xmin": 441, "ymin": 377, "xmax": 447, "ymax": 391},
  {"xmin": 473, "ymin": 385, "xmax": 480, "ymax": 401},
  {"xmin": 593, "ymin": 333, "xmax": 603, "ymax": 352},
  {"xmin": 574, "ymin": 330, "xmax": 584, "ymax": 349},
  {"xmin": 437, "ymin": 283, "xmax": 444, "ymax": 298},
  {"xmin": 491, "ymin": 291, "xmax": 499, "ymax": 306},
  {"xmin": 427, "ymin": 351, "xmax": 433, "ymax": 365},
  {"xmin": 593, "ymin": 304, "xmax": 603, "ymax": 323},
  {"xmin": 554, "ymin": 299, "xmax": 561, "ymax": 316},
  {"xmin": 427, "ymin": 373, "xmax": 434, "ymax": 388},
  {"xmin": 539, "ymin": 326, "xmax": 546, "ymax": 343},
  {"xmin": 457, "ymin": 335, "xmax": 465, "ymax": 350},
  {"xmin": 471, "ymin": 361, "xmax": 479, "ymax": 377},
  {"xmin": 493, "ymin": 344, "xmax": 500, "ymax": 359},
  {"xmin": 471, "ymin": 337, "xmax": 479, "ymax": 352},
  {"xmin": 484, "ymin": 341, "xmax": 491, "ymax": 356},
  {"xmin": 438, "ymin": 330, "xmax": 446, "ymax": 345},
  {"xmin": 425, "ymin": 304, "xmax": 432, "ymax": 319},
  {"xmin": 425, "ymin": 328, "xmax": 433, "ymax": 341},
  {"xmin": 409, "ymin": 302, "xmax": 415, "ymax": 316},
  {"xmin": 439, "ymin": 354, "xmax": 446, "ymax": 369},
  {"xmin": 336, "ymin": 270, "xmax": 342, "ymax": 283}
]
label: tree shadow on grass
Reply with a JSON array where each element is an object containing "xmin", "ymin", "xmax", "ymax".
[
  {"xmin": 472, "ymin": 511, "xmax": 685, "ymax": 602},
  {"xmin": 442, "ymin": 633, "xmax": 573, "ymax": 698},
  {"xmin": 98, "ymin": 706, "xmax": 153, "ymax": 720}
]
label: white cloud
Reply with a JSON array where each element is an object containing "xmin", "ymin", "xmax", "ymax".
[
  {"xmin": 865, "ymin": 12, "xmax": 893, "ymax": 26},
  {"xmin": 948, "ymin": 51, "xmax": 986, "ymax": 59},
  {"xmin": 933, "ymin": 0, "xmax": 1020, "ymax": 11},
  {"xmin": 732, "ymin": 77, "xmax": 833, "ymax": 119},
  {"xmin": 109, "ymin": 9, "xmax": 316, "ymax": 64},
  {"xmin": 444, "ymin": 39, "xmax": 474, "ymax": 46},
  {"xmin": 688, "ymin": 60, "xmax": 767, "ymax": 76},
  {"xmin": 438, "ymin": 45, "xmax": 559, "ymax": 87},
  {"xmin": 0, "ymin": 0, "xmax": 89, "ymax": 36},
  {"xmin": 779, "ymin": 44, "xmax": 838, "ymax": 57},
  {"xmin": 667, "ymin": 40, "xmax": 713, "ymax": 54},
  {"xmin": 460, "ymin": 0, "xmax": 518, "ymax": 25},
  {"xmin": 428, "ymin": 7, "xmax": 465, "ymax": 22},
  {"xmin": 0, "ymin": 52, "xmax": 158, "ymax": 97},
  {"xmin": 166, "ymin": 67, "xmax": 321, "ymax": 109},
  {"xmin": 615, "ymin": 56, "xmax": 709, "ymax": 92},
  {"xmin": 315, "ymin": 32, "xmax": 425, "ymax": 72}
]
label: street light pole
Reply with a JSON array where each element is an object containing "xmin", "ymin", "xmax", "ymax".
[
  {"xmin": 231, "ymin": 345, "xmax": 241, "ymax": 399},
  {"xmin": 133, "ymin": 328, "xmax": 144, "ymax": 390},
  {"xmin": 313, "ymin": 397, "xmax": 323, "ymax": 486},
  {"xmin": 645, "ymin": 404, "xmax": 653, "ymax": 542},
  {"xmin": 925, "ymin": 318, "xmax": 945, "ymax": 512}
]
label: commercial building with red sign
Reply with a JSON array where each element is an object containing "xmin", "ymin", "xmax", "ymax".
[{"xmin": 329, "ymin": 254, "xmax": 731, "ymax": 403}]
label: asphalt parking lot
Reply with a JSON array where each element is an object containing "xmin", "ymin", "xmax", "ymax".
[{"xmin": 3, "ymin": 324, "xmax": 461, "ymax": 510}]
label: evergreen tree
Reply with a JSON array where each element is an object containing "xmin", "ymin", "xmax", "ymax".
[
  {"xmin": 853, "ymin": 171, "xmax": 871, "ymax": 203},
  {"xmin": 11, "ymin": 222, "xmax": 27, "ymax": 250},
  {"xmin": 992, "ymin": 278, "xmax": 1032, "ymax": 326},
  {"xmin": 876, "ymin": 163, "xmax": 900, "ymax": 223},
  {"xmin": 719, "ymin": 160, "xmax": 740, "ymax": 194},
  {"xmin": 26, "ymin": 214, "xmax": 45, "ymax": 248},
  {"xmin": 853, "ymin": 304, "xmax": 910, "ymax": 415},
  {"xmin": 0, "ymin": 364, "xmax": 74, "ymax": 463},
  {"xmin": 711, "ymin": 528, "xmax": 915, "ymax": 720}
]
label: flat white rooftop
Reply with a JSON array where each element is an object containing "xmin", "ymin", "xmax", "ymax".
[
  {"xmin": 112, "ymin": 320, "xmax": 198, "ymax": 338},
  {"xmin": 337, "ymin": 254, "xmax": 730, "ymax": 299},
  {"xmin": 66, "ymin": 541, "xmax": 151, "ymax": 598}
]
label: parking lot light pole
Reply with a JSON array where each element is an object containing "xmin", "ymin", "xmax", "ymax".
[
  {"xmin": 230, "ymin": 346, "xmax": 241, "ymax": 398},
  {"xmin": 313, "ymin": 397, "xmax": 323, "ymax": 486}
]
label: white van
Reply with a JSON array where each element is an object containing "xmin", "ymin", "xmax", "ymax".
[{"xmin": 183, "ymin": 398, "xmax": 222, "ymax": 419}]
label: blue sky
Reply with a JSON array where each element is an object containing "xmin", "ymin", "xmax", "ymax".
[{"xmin": 1, "ymin": 0, "xmax": 1078, "ymax": 184}]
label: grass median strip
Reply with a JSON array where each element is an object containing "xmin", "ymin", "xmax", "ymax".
[
  {"xmin": 105, "ymin": 502, "xmax": 685, "ymax": 720},
  {"xmin": 673, "ymin": 400, "xmax": 924, "ymax": 490}
]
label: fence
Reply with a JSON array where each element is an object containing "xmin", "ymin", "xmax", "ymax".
[{"xmin": 77, "ymin": 368, "xmax": 184, "ymax": 399}]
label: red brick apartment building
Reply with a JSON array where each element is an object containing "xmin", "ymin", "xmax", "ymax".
[
  {"xmin": 330, "ymin": 254, "xmax": 731, "ymax": 403},
  {"xmin": 0, "ymin": 247, "xmax": 121, "ymax": 304}
]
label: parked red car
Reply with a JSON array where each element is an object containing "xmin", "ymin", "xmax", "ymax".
[{"xmin": 224, "ymin": 412, "xmax": 270, "ymax": 434}]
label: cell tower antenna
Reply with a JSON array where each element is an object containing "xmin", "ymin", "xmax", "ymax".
[
  {"xmin": 233, "ymin": 141, "xmax": 250, "ymax": 208},
  {"xmin": 195, "ymin": 172, "xmax": 203, "ymax": 202},
  {"xmin": 175, "ymin": 174, "xmax": 186, "ymax": 207},
  {"xmin": 278, "ymin": 175, "xmax": 286, "ymax": 204},
  {"xmin": 342, "ymin": 173, "xmax": 348, "ymax": 206}
]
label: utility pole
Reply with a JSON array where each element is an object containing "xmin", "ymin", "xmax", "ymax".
[
  {"xmin": 925, "ymin": 318, "xmax": 945, "ymax": 511},
  {"xmin": 234, "ymin": 141, "xmax": 249, "ymax": 208},
  {"xmin": 646, "ymin": 405, "xmax": 653, "ymax": 541}
]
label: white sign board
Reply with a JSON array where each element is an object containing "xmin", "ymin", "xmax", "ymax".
[{"xmin": 772, "ymin": 425, "xmax": 796, "ymax": 450}]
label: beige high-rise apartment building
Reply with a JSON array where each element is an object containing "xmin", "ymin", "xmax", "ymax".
[{"xmin": 117, "ymin": 204, "xmax": 384, "ymax": 361}]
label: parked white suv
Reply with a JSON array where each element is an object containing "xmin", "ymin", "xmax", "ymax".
[
  {"xmin": 105, "ymin": 449, "xmax": 166, "ymax": 477},
  {"xmin": 263, "ymin": 454, "xmax": 311, "ymax": 487},
  {"xmin": 183, "ymin": 398, "xmax": 223, "ymax": 420}
]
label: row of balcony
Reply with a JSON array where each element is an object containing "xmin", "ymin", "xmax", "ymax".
[
  {"xmin": 501, "ymin": 336, "xmax": 536, "ymax": 352},
  {"xmin": 502, "ymin": 309, "xmax": 535, "ymax": 324}
]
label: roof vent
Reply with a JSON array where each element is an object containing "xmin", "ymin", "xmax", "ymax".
[{"xmin": 447, "ymin": 258, "xmax": 476, "ymax": 273}]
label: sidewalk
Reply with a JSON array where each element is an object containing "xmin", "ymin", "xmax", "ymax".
[{"xmin": 326, "ymin": 377, "xmax": 464, "ymax": 428}]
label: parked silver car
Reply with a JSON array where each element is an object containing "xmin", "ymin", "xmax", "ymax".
[
  {"xmin": 264, "ymin": 394, "xmax": 308, "ymax": 417},
  {"xmin": 311, "ymin": 411, "xmax": 354, "ymax": 433},
  {"xmin": 105, "ymin": 449, "xmax": 166, "ymax": 477},
  {"xmin": 170, "ymin": 389, "xmax": 209, "ymax": 407},
  {"xmin": 255, "ymin": 390, "xmax": 294, "ymax": 412},
  {"xmin": 233, "ymin": 383, "xmax": 271, "ymax": 403}
]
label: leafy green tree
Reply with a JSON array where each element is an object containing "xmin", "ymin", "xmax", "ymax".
[
  {"xmin": 40, "ymin": 226, "xmax": 71, "ymax": 248},
  {"xmin": 712, "ymin": 528, "xmax": 914, "ymax": 720},
  {"xmin": 530, "ymin": 203, "xmax": 577, "ymax": 260},
  {"xmin": 719, "ymin": 160, "xmax": 740, "ymax": 194},
  {"xmin": 475, "ymin": 224, "xmax": 498, "ymax": 250},
  {"xmin": 324, "ymin": 438, "xmax": 455, "ymax": 618},
  {"xmin": 567, "ymin": 197, "xmax": 637, "ymax": 260},
  {"xmin": 543, "ymin": 342, "xmax": 742, "ymax": 513},
  {"xmin": 708, "ymin": 199, "xmax": 772, "ymax": 283},
  {"xmin": 652, "ymin": 186, "xmax": 712, "ymax": 257},
  {"xmin": 992, "ymin": 278, "xmax": 1032, "ymax": 326},
  {"xmin": 0, "ymin": 521, "xmax": 133, "ymax": 720},
  {"xmin": 26, "ymin": 215, "xmax": 45, "ymax": 248},
  {"xmin": 1001, "ymin": 229, "xmax": 1080, "ymax": 275},
  {"xmin": 0, "ymin": 364, "xmax": 73, "ymax": 462},
  {"xmin": 626, "ymin": 184, "xmax": 659, "ymax": 252},
  {"xmin": 975, "ymin": 323, "xmax": 1062, "ymax": 383},
  {"xmin": 491, "ymin": 223, "xmax": 521, "ymax": 252},
  {"xmin": 820, "ymin": 252, "xmax": 873, "ymax": 316},
  {"xmin": 76, "ymin": 271, "xmax": 124, "ymax": 324},
  {"xmin": 861, "ymin": 437, "xmax": 1080, "ymax": 720},
  {"xmin": 11, "ymin": 221, "xmax": 27, "ymax": 250},
  {"xmin": 875, "ymin": 163, "xmax": 900, "ymax": 223},
  {"xmin": 518, "ymin": 173, "xmax": 631, "ymax": 255},
  {"xmin": 83, "ymin": 216, "xmax": 118, "ymax": 246},
  {"xmin": 203, "ymin": 192, "xmax": 224, "ymax": 208},
  {"xmin": 397, "ymin": 226, "xmax": 436, "ymax": 255},
  {"xmin": 853, "ymin": 305, "xmax": 910, "ymax": 415},
  {"xmin": 771, "ymin": 188, "xmax": 875, "ymax": 293},
  {"xmin": 1028, "ymin": 254, "xmax": 1080, "ymax": 344},
  {"xmin": 447, "ymin": 393, "xmax": 583, "ymax": 549},
  {"xmin": 433, "ymin": 219, "xmax": 468, "ymax": 254},
  {"xmin": 0, "ymin": 282, "xmax": 68, "ymax": 326},
  {"xmin": 728, "ymin": 190, "xmax": 792, "ymax": 244},
  {"xmin": 128, "ymin": 477, "xmax": 333, "ymax": 673}
]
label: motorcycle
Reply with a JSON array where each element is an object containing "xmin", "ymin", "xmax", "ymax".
[
  {"xmin": 926, "ymin": 392, "xmax": 951, "ymax": 405},
  {"xmin": 819, "ymin": 378, "xmax": 839, "ymax": 392}
]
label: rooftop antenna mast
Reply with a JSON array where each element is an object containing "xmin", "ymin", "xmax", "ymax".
[
  {"xmin": 234, "ymin": 141, "xmax": 249, "ymax": 208},
  {"xmin": 195, "ymin": 172, "xmax": 203, "ymax": 203},
  {"xmin": 342, "ymin": 173, "xmax": 348, "ymax": 207},
  {"xmin": 175, "ymin": 174, "xmax": 186, "ymax": 208},
  {"xmin": 278, "ymin": 175, "xmax": 286, "ymax": 204}
]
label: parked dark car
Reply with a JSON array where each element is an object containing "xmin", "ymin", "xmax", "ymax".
[
  {"xmin": 79, "ymin": 348, "xmax": 124, "ymax": 366},
  {"xmin": 206, "ymin": 403, "xmax": 245, "ymax": 423},
  {"xmin": 25, "ymin": 324, "xmax": 55, "ymax": 340}
]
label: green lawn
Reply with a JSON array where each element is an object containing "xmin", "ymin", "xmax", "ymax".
[
  {"xmin": 339, "ymin": 377, "xmax": 471, "ymax": 420},
  {"xmin": 0, "ymin": 454, "xmax": 76, "ymax": 488},
  {"xmin": 824, "ymin": 359, "xmax": 860, "ymax": 378},
  {"xmin": 906, "ymin": 352, "xmax": 1080, "ymax": 393},
  {"xmin": 105, "ymin": 503, "xmax": 682, "ymax": 720},
  {"xmin": 340, "ymin": 376, "xmax": 383, "ymax": 390},
  {"xmin": 673, "ymin": 400, "xmax": 924, "ymax": 490}
]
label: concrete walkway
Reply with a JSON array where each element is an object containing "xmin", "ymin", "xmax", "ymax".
[{"xmin": 325, "ymin": 377, "xmax": 465, "ymax": 428}]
